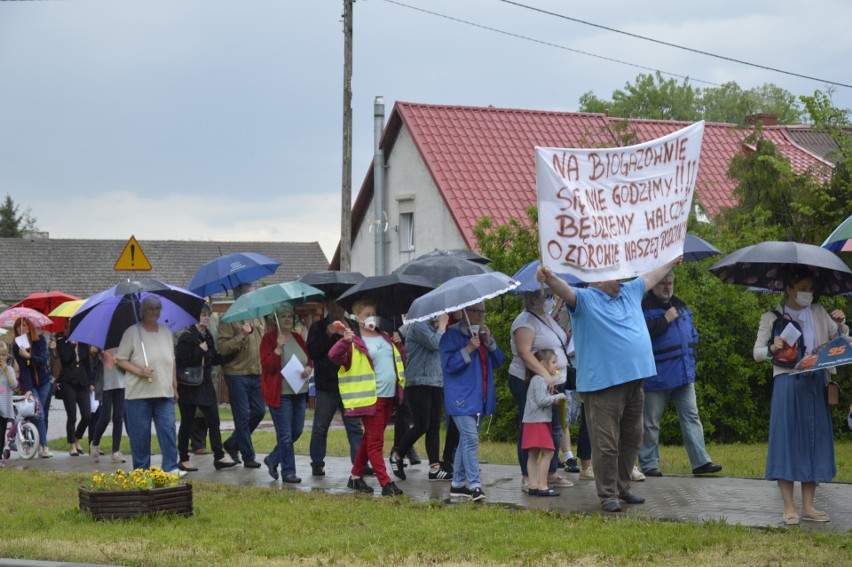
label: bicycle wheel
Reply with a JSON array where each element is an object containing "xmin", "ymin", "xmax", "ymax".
[{"xmin": 16, "ymin": 422, "xmax": 39, "ymax": 460}]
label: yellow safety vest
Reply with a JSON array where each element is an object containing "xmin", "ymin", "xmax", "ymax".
[{"xmin": 338, "ymin": 342, "xmax": 406, "ymax": 410}]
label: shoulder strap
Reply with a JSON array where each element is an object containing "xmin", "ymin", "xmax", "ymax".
[{"xmin": 526, "ymin": 311, "xmax": 572, "ymax": 366}]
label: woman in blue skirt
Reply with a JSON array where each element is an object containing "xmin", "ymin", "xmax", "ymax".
[{"xmin": 753, "ymin": 267, "xmax": 848, "ymax": 526}]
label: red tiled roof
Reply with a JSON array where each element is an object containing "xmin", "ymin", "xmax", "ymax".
[{"xmin": 331, "ymin": 102, "xmax": 833, "ymax": 267}]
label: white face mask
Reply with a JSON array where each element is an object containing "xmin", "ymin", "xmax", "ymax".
[
  {"xmin": 362, "ymin": 316, "xmax": 379, "ymax": 332},
  {"xmin": 795, "ymin": 291, "xmax": 813, "ymax": 307}
]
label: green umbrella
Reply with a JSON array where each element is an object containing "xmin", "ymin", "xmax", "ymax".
[{"xmin": 221, "ymin": 281, "xmax": 325, "ymax": 324}]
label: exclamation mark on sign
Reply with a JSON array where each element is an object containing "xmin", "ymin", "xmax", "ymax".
[{"xmin": 130, "ymin": 245, "xmax": 135, "ymax": 267}]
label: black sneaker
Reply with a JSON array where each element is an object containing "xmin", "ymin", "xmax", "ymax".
[
  {"xmin": 564, "ymin": 457, "xmax": 580, "ymax": 473},
  {"xmin": 450, "ymin": 485, "xmax": 473, "ymax": 499},
  {"xmin": 428, "ymin": 468, "xmax": 451, "ymax": 481},
  {"xmin": 470, "ymin": 487, "xmax": 486, "ymax": 502},
  {"xmin": 389, "ymin": 448, "xmax": 406, "ymax": 480},
  {"xmin": 692, "ymin": 462, "xmax": 722, "ymax": 475},
  {"xmin": 406, "ymin": 447, "xmax": 422, "ymax": 466},
  {"xmin": 363, "ymin": 465, "xmax": 375, "ymax": 476},
  {"xmin": 347, "ymin": 477, "xmax": 374, "ymax": 494},
  {"xmin": 223, "ymin": 442, "xmax": 241, "ymax": 465},
  {"xmin": 262, "ymin": 456, "xmax": 279, "ymax": 480},
  {"xmin": 311, "ymin": 463, "xmax": 325, "ymax": 477},
  {"xmin": 381, "ymin": 481, "xmax": 404, "ymax": 496},
  {"xmin": 243, "ymin": 459, "xmax": 262, "ymax": 469},
  {"xmin": 643, "ymin": 468, "xmax": 662, "ymax": 477}
]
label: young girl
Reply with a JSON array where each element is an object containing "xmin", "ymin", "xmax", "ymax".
[
  {"xmin": 0, "ymin": 342, "xmax": 17, "ymax": 465},
  {"xmin": 522, "ymin": 349, "xmax": 566, "ymax": 496}
]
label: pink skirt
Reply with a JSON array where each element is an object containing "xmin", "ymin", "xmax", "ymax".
[{"xmin": 521, "ymin": 422, "xmax": 554, "ymax": 451}]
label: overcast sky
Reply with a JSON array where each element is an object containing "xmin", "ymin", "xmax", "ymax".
[{"xmin": 1, "ymin": 0, "xmax": 850, "ymax": 261}]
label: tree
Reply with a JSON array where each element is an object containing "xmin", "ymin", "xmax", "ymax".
[
  {"xmin": 0, "ymin": 195, "xmax": 38, "ymax": 238},
  {"xmin": 579, "ymin": 72, "xmax": 804, "ymax": 124}
]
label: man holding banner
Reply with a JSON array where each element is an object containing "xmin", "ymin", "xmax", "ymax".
[{"xmin": 534, "ymin": 122, "xmax": 704, "ymax": 512}]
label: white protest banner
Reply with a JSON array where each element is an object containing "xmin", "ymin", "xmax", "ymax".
[{"xmin": 536, "ymin": 121, "xmax": 704, "ymax": 282}]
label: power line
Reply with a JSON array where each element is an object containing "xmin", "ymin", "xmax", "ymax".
[
  {"xmin": 498, "ymin": 0, "xmax": 852, "ymax": 89},
  {"xmin": 378, "ymin": 0, "xmax": 722, "ymax": 86}
]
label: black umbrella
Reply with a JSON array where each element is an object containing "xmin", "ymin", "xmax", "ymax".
[
  {"xmin": 709, "ymin": 241, "xmax": 852, "ymax": 296},
  {"xmin": 296, "ymin": 271, "xmax": 366, "ymax": 299},
  {"xmin": 683, "ymin": 234, "xmax": 721, "ymax": 262},
  {"xmin": 415, "ymin": 248, "xmax": 491, "ymax": 265},
  {"xmin": 336, "ymin": 273, "xmax": 434, "ymax": 322},
  {"xmin": 393, "ymin": 254, "xmax": 493, "ymax": 286}
]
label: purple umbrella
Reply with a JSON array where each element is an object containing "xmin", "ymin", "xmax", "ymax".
[{"xmin": 68, "ymin": 279, "xmax": 205, "ymax": 351}]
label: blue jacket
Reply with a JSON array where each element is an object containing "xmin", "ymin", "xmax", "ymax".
[
  {"xmin": 440, "ymin": 323, "xmax": 505, "ymax": 417},
  {"xmin": 642, "ymin": 293, "xmax": 697, "ymax": 392}
]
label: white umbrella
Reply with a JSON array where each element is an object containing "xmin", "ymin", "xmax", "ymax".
[{"xmin": 405, "ymin": 272, "xmax": 520, "ymax": 323}]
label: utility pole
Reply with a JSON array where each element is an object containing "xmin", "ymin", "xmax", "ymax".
[{"xmin": 340, "ymin": 0, "xmax": 354, "ymax": 271}]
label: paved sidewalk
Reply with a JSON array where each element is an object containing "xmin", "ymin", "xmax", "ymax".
[{"xmin": 15, "ymin": 403, "xmax": 849, "ymax": 532}]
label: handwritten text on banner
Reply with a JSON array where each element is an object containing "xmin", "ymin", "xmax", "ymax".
[{"xmin": 536, "ymin": 121, "xmax": 705, "ymax": 282}]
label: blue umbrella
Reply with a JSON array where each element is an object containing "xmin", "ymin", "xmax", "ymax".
[
  {"xmin": 793, "ymin": 336, "xmax": 852, "ymax": 373},
  {"xmin": 68, "ymin": 279, "xmax": 205, "ymax": 351},
  {"xmin": 187, "ymin": 252, "xmax": 281, "ymax": 297},
  {"xmin": 510, "ymin": 260, "xmax": 585, "ymax": 294}
]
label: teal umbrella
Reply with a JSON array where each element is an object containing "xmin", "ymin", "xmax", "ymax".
[
  {"xmin": 822, "ymin": 215, "xmax": 852, "ymax": 253},
  {"xmin": 221, "ymin": 281, "xmax": 325, "ymax": 323}
]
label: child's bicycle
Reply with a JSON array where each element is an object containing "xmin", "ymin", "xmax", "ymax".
[{"xmin": 3, "ymin": 395, "xmax": 41, "ymax": 460}]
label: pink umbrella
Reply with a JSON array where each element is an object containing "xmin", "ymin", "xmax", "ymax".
[{"xmin": 0, "ymin": 306, "xmax": 53, "ymax": 329}]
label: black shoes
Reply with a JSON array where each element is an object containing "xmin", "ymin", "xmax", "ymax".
[
  {"xmin": 347, "ymin": 476, "xmax": 374, "ymax": 494},
  {"xmin": 406, "ymin": 447, "xmax": 421, "ymax": 466},
  {"xmin": 282, "ymin": 474, "xmax": 302, "ymax": 484},
  {"xmin": 470, "ymin": 487, "xmax": 486, "ymax": 502},
  {"xmin": 692, "ymin": 462, "xmax": 722, "ymax": 475},
  {"xmin": 389, "ymin": 448, "xmax": 406, "ymax": 480},
  {"xmin": 311, "ymin": 463, "xmax": 326, "ymax": 477},
  {"xmin": 178, "ymin": 462, "xmax": 198, "ymax": 472},
  {"xmin": 564, "ymin": 457, "xmax": 580, "ymax": 473},
  {"xmin": 213, "ymin": 459, "xmax": 238, "ymax": 470},
  {"xmin": 224, "ymin": 443, "xmax": 241, "ymax": 465},
  {"xmin": 381, "ymin": 481, "xmax": 404, "ymax": 496},
  {"xmin": 363, "ymin": 465, "xmax": 375, "ymax": 476},
  {"xmin": 450, "ymin": 485, "xmax": 485, "ymax": 500},
  {"xmin": 428, "ymin": 468, "xmax": 451, "ymax": 481},
  {"xmin": 243, "ymin": 459, "xmax": 262, "ymax": 469},
  {"xmin": 619, "ymin": 492, "xmax": 646, "ymax": 504},
  {"xmin": 262, "ymin": 456, "xmax": 279, "ymax": 480},
  {"xmin": 643, "ymin": 468, "xmax": 663, "ymax": 477},
  {"xmin": 601, "ymin": 500, "xmax": 622, "ymax": 513}
]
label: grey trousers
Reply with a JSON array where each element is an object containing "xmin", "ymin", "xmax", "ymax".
[{"xmin": 583, "ymin": 379, "xmax": 644, "ymax": 504}]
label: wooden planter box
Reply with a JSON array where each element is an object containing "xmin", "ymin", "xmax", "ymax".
[{"xmin": 79, "ymin": 484, "xmax": 193, "ymax": 520}]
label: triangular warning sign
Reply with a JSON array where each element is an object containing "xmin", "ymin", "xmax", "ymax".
[{"xmin": 114, "ymin": 236, "xmax": 152, "ymax": 271}]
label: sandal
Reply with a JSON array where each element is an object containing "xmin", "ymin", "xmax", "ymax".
[
  {"xmin": 783, "ymin": 513, "xmax": 800, "ymax": 526},
  {"xmin": 538, "ymin": 488, "xmax": 561, "ymax": 497},
  {"xmin": 800, "ymin": 510, "xmax": 830, "ymax": 522}
]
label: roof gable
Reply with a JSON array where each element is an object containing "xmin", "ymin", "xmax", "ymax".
[{"xmin": 333, "ymin": 102, "xmax": 833, "ymax": 267}]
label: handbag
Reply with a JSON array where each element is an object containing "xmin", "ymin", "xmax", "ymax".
[
  {"xmin": 527, "ymin": 311, "xmax": 576, "ymax": 390},
  {"xmin": 177, "ymin": 366, "xmax": 204, "ymax": 386},
  {"xmin": 827, "ymin": 381, "xmax": 841, "ymax": 407}
]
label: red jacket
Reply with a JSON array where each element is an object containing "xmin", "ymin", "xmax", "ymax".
[{"xmin": 260, "ymin": 330, "xmax": 311, "ymax": 408}]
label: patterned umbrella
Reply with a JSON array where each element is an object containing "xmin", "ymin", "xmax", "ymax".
[
  {"xmin": 0, "ymin": 306, "xmax": 53, "ymax": 329},
  {"xmin": 793, "ymin": 336, "xmax": 852, "ymax": 374},
  {"xmin": 709, "ymin": 241, "xmax": 852, "ymax": 296}
]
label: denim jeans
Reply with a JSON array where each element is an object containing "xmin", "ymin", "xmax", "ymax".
[
  {"xmin": 639, "ymin": 382, "xmax": 711, "ymax": 471},
  {"xmin": 223, "ymin": 374, "xmax": 265, "ymax": 461},
  {"xmin": 33, "ymin": 380, "xmax": 53, "ymax": 440},
  {"xmin": 509, "ymin": 376, "xmax": 561, "ymax": 477},
  {"xmin": 92, "ymin": 388, "xmax": 125, "ymax": 453},
  {"xmin": 125, "ymin": 397, "xmax": 178, "ymax": 472},
  {"xmin": 309, "ymin": 388, "xmax": 363, "ymax": 466},
  {"xmin": 267, "ymin": 394, "xmax": 307, "ymax": 476},
  {"xmin": 451, "ymin": 414, "xmax": 482, "ymax": 489}
]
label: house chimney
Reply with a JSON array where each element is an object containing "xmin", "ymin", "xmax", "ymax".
[{"xmin": 745, "ymin": 113, "xmax": 778, "ymax": 127}]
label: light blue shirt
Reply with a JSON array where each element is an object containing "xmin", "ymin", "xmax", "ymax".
[
  {"xmin": 568, "ymin": 278, "xmax": 655, "ymax": 392},
  {"xmin": 362, "ymin": 335, "xmax": 397, "ymax": 398}
]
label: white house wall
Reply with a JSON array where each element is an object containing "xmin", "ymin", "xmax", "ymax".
[{"xmin": 351, "ymin": 125, "xmax": 466, "ymax": 276}]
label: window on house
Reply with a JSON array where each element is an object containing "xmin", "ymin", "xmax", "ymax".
[{"xmin": 400, "ymin": 212, "xmax": 414, "ymax": 251}]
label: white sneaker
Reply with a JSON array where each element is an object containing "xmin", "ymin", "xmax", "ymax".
[
  {"xmin": 168, "ymin": 469, "xmax": 188, "ymax": 479},
  {"xmin": 631, "ymin": 465, "xmax": 646, "ymax": 482},
  {"xmin": 579, "ymin": 467, "xmax": 595, "ymax": 480},
  {"xmin": 111, "ymin": 451, "xmax": 126, "ymax": 464}
]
